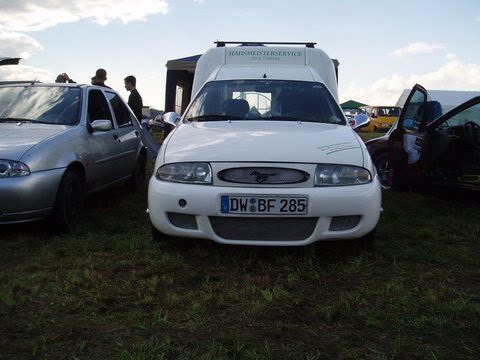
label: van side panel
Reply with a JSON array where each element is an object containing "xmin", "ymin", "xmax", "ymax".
[
  {"xmin": 191, "ymin": 48, "xmax": 226, "ymax": 98},
  {"xmin": 306, "ymin": 48, "xmax": 338, "ymax": 101}
]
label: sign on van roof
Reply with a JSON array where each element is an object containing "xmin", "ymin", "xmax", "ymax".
[{"xmin": 226, "ymin": 47, "xmax": 305, "ymax": 65}]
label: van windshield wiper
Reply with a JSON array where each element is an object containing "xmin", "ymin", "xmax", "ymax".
[{"xmin": 186, "ymin": 114, "xmax": 245, "ymax": 122}]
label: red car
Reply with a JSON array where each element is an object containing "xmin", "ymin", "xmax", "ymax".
[{"xmin": 366, "ymin": 84, "xmax": 480, "ymax": 191}]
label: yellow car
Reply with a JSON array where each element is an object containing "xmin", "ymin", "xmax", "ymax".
[{"xmin": 358, "ymin": 106, "xmax": 401, "ymax": 132}]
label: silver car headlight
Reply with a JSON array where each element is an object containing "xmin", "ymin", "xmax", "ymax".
[
  {"xmin": 0, "ymin": 159, "xmax": 30, "ymax": 178},
  {"xmin": 314, "ymin": 164, "xmax": 371, "ymax": 186},
  {"xmin": 156, "ymin": 162, "xmax": 212, "ymax": 184}
]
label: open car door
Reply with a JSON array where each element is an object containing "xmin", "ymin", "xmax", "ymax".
[
  {"xmin": 423, "ymin": 96, "xmax": 480, "ymax": 190},
  {"xmin": 387, "ymin": 84, "xmax": 428, "ymax": 188}
]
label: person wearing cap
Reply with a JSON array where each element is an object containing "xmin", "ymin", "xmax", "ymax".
[
  {"xmin": 124, "ymin": 75, "xmax": 143, "ymax": 122},
  {"xmin": 92, "ymin": 68, "xmax": 111, "ymax": 88},
  {"xmin": 55, "ymin": 73, "xmax": 75, "ymax": 83}
]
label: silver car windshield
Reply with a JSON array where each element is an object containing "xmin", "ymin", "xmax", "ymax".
[
  {"xmin": 0, "ymin": 86, "xmax": 81, "ymax": 125},
  {"xmin": 184, "ymin": 80, "xmax": 346, "ymax": 125}
]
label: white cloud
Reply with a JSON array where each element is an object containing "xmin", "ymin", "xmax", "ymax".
[
  {"xmin": 0, "ymin": 0, "xmax": 169, "ymax": 32},
  {"xmin": 0, "ymin": 64, "xmax": 54, "ymax": 82},
  {"xmin": 340, "ymin": 54, "xmax": 480, "ymax": 105},
  {"xmin": 0, "ymin": 29, "xmax": 43, "ymax": 59},
  {"xmin": 193, "ymin": 0, "xmax": 205, "ymax": 3},
  {"xmin": 388, "ymin": 42, "xmax": 447, "ymax": 58}
]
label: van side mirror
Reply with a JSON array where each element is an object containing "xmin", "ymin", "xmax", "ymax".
[
  {"xmin": 91, "ymin": 119, "xmax": 113, "ymax": 131},
  {"xmin": 163, "ymin": 112, "xmax": 181, "ymax": 127}
]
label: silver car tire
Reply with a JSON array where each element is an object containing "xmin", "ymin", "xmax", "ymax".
[{"xmin": 50, "ymin": 171, "xmax": 84, "ymax": 233}]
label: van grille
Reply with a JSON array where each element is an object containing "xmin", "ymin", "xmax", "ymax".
[
  {"xmin": 217, "ymin": 167, "xmax": 309, "ymax": 185},
  {"xmin": 209, "ymin": 217, "xmax": 317, "ymax": 241}
]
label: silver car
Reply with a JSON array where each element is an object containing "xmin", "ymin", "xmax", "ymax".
[{"xmin": 0, "ymin": 83, "xmax": 147, "ymax": 231}]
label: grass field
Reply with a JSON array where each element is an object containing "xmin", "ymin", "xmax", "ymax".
[{"xmin": 1, "ymin": 132, "xmax": 479, "ymax": 359}]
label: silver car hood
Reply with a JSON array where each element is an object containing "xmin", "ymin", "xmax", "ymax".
[{"xmin": 0, "ymin": 123, "xmax": 68, "ymax": 161}]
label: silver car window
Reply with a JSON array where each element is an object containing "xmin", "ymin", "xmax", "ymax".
[
  {"xmin": 105, "ymin": 92, "xmax": 132, "ymax": 128},
  {"xmin": 87, "ymin": 89, "xmax": 113, "ymax": 126},
  {"xmin": 0, "ymin": 86, "xmax": 81, "ymax": 125}
]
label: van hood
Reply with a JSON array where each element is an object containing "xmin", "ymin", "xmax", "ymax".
[
  {"xmin": 164, "ymin": 121, "xmax": 364, "ymax": 166},
  {"xmin": 0, "ymin": 123, "xmax": 68, "ymax": 161}
]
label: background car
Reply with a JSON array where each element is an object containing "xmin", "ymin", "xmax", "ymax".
[
  {"xmin": 366, "ymin": 84, "xmax": 480, "ymax": 192},
  {"xmin": 358, "ymin": 106, "xmax": 401, "ymax": 132},
  {"xmin": 0, "ymin": 83, "xmax": 148, "ymax": 231},
  {"xmin": 148, "ymin": 113, "xmax": 165, "ymax": 130}
]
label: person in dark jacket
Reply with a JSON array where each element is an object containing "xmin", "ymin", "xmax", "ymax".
[
  {"xmin": 92, "ymin": 68, "xmax": 111, "ymax": 88},
  {"xmin": 124, "ymin": 75, "xmax": 143, "ymax": 121}
]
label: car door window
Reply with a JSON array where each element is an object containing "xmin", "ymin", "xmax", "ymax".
[
  {"xmin": 88, "ymin": 90, "xmax": 113, "ymax": 125},
  {"xmin": 442, "ymin": 103, "xmax": 480, "ymax": 127},
  {"xmin": 402, "ymin": 90, "xmax": 427, "ymax": 131},
  {"xmin": 105, "ymin": 92, "xmax": 132, "ymax": 127}
]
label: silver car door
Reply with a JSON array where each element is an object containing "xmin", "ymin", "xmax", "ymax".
[
  {"xmin": 104, "ymin": 91, "xmax": 141, "ymax": 179},
  {"xmin": 86, "ymin": 89, "xmax": 125, "ymax": 189}
]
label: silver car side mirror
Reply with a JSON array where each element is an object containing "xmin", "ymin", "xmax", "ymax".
[
  {"xmin": 91, "ymin": 119, "xmax": 113, "ymax": 131},
  {"xmin": 163, "ymin": 112, "xmax": 181, "ymax": 127},
  {"xmin": 352, "ymin": 113, "xmax": 370, "ymax": 130}
]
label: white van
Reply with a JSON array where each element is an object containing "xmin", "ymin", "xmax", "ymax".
[{"xmin": 148, "ymin": 41, "xmax": 381, "ymax": 246}]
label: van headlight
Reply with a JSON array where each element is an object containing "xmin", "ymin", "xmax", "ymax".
[
  {"xmin": 0, "ymin": 160, "xmax": 30, "ymax": 178},
  {"xmin": 314, "ymin": 164, "xmax": 371, "ymax": 186},
  {"xmin": 156, "ymin": 162, "xmax": 212, "ymax": 184}
]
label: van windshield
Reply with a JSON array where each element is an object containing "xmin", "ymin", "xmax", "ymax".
[{"xmin": 184, "ymin": 80, "xmax": 345, "ymax": 125}]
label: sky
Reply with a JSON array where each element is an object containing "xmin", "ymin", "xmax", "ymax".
[{"xmin": 0, "ymin": 0, "xmax": 479, "ymax": 110}]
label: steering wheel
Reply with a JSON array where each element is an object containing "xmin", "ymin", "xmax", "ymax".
[
  {"xmin": 463, "ymin": 121, "xmax": 480, "ymax": 147},
  {"xmin": 283, "ymin": 110, "xmax": 314, "ymax": 120}
]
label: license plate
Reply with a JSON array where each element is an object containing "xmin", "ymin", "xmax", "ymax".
[{"xmin": 220, "ymin": 195, "xmax": 308, "ymax": 215}]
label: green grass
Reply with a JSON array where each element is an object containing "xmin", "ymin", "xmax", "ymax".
[{"xmin": 1, "ymin": 132, "xmax": 479, "ymax": 358}]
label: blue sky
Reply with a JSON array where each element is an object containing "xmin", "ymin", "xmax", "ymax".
[{"xmin": 1, "ymin": 0, "xmax": 479, "ymax": 110}]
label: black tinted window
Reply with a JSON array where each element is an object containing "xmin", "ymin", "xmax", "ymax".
[
  {"xmin": 105, "ymin": 92, "xmax": 132, "ymax": 127},
  {"xmin": 88, "ymin": 90, "xmax": 113, "ymax": 125}
]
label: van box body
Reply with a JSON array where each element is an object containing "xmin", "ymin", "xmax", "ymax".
[{"xmin": 191, "ymin": 46, "xmax": 339, "ymax": 102}]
